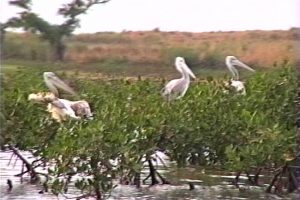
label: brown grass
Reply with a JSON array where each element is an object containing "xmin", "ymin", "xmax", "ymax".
[
  {"xmin": 66, "ymin": 29, "xmax": 299, "ymax": 68},
  {"xmin": 3, "ymin": 28, "xmax": 300, "ymax": 72}
]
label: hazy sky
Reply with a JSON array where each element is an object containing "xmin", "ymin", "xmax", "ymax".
[{"xmin": 1, "ymin": 0, "xmax": 299, "ymax": 33}]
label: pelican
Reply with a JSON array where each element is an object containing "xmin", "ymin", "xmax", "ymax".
[
  {"xmin": 28, "ymin": 72, "xmax": 93, "ymax": 122},
  {"xmin": 161, "ymin": 57, "xmax": 196, "ymax": 101},
  {"xmin": 225, "ymin": 56, "xmax": 255, "ymax": 95}
]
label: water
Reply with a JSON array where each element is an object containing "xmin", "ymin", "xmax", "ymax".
[{"xmin": 0, "ymin": 150, "xmax": 297, "ymax": 200}]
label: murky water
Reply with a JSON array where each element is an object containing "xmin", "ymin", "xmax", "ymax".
[{"xmin": 0, "ymin": 150, "xmax": 297, "ymax": 200}]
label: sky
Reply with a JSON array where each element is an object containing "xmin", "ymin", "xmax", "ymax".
[{"xmin": 1, "ymin": 0, "xmax": 300, "ymax": 33}]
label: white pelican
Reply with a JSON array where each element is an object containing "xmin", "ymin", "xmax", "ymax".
[
  {"xmin": 161, "ymin": 57, "xmax": 196, "ymax": 101},
  {"xmin": 225, "ymin": 56, "xmax": 255, "ymax": 95},
  {"xmin": 28, "ymin": 72, "xmax": 93, "ymax": 122}
]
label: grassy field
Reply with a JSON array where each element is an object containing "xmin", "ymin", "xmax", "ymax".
[{"xmin": 2, "ymin": 28, "xmax": 299, "ymax": 78}]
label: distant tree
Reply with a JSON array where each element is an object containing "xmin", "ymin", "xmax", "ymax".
[
  {"xmin": 1, "ymin": 22, "xmax": 8, "ymax": 53},
  {"xmin": 1, "ymin": 18, "xmax": 21, "ymax": 57},
  {"xmin": 6, "ymin": 0, "xmax": 110, "ymax": 61}
]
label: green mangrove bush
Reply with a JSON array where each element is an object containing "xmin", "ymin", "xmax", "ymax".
[{"xmin": 2, "ymin": 64, "xmax": 297, "ymax": 198}]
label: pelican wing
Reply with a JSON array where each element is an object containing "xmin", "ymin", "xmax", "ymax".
[
  {"xmin": 51, "ymin": 99, "xmax": 67, "ymax": 109},
  {"xmin": 172, "ymin": 78, "xmax": 189, "ymax": 98},
  {"xmin": 52, "ymin": 99, "xmax": 81, "ymax": 119},
  {"xmin": 161, "ymin": 79, "xmax": 178, "ymax": 96},
  {"xmin": 43, "ymin": 72, "xmax": 76, "ymax": 96},
  {"xmin": 161, "ymin": 78, "xmax": 189, "ymax": 100}
]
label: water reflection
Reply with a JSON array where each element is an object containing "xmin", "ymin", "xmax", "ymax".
[{"xmin": 0, "ymin": 151, "xmax": 296, "ymax": 200}]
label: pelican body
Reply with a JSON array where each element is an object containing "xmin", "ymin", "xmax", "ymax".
[
  {"xmin": 225, "ymin": 56, "xmax": 255, "ymax": 95},
  {"xmin": 28, "ymin": 72, "xmax": 93, "ymax": 122},
  {"xmin": 161, "ymin": 57, "xmax": 196, "ymax": 101}
]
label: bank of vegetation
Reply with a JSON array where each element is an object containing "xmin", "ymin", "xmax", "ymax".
[
  {"xmin": 2, "ymin": 28, "xmax": 299, "ymax": 77},
  {"xmin": 1, "ymin": 61, "xmax": 297, "ymax": 199}
]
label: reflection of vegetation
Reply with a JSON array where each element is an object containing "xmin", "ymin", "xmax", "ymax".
[{"xmin": 2, "ymin": 62, "xmax": 296, "ymax": 198}]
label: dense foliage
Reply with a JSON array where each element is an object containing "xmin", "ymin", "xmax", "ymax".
[{"xmin": 1, "ymin": 64, "xmax": 297, "ymax": 199}]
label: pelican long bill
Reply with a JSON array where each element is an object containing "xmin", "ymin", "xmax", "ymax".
[
  {"xmin": 43, "ymin": 72, "xmax": 76, "ymax": 96},
  {"xmin": 183, "ymin": 63, "xmax": 196, "ymax": 79},
  {"xmin": 233, "ymin": 60, "xmax": 255, "ymax": 73}
]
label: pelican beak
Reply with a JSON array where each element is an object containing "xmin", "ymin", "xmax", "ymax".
[
  {"xmin": 182, "ymin": 63, "xmax": 196, "ymax": 79},
  {"xmin": 43, "ymin": 72, "xmax": 76, "ymax": 96},
  {"xmin": 188, "ymin": 70, "xmax": 196, "ymax": 79},
  {"xmin": 233, "ymin": 60, "xmax": 255, "ymax": 72}
]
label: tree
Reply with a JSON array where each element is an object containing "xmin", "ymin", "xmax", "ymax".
[{"xmin": 6, "ymin": 0, "xmax": 110, "ymax": 61}]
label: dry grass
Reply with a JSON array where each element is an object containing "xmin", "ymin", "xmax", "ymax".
[
  {"xmin": 3, "ymin": 28, "xmax": 299, "ymax": 77},
  {"xmin": 65, "ymin": 29, "xmax": 299, "ymax": 68}
]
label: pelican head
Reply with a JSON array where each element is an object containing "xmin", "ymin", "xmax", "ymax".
[
  {"xmin": 43, "ymin": 72, "xmax": 76, "ymax": 97},
  {"xmin": 225, "ymin": 56, "xmax": 255, "ymax": 80},
  {"xmin": 175, "ymin": 57, "xmax": 196, "ymax": 79}
]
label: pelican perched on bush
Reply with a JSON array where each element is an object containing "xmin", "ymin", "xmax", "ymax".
[
  {"xmin": 28, "ymin": 72, "xmax": 93, "ymax": 122},
  {"xmin": 225, "ymin": 56, "xmax": 255, "ymax": 95},
  {"xmin": 161, "ymin": 57, "xmax": 196, "ymax": 101}
]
